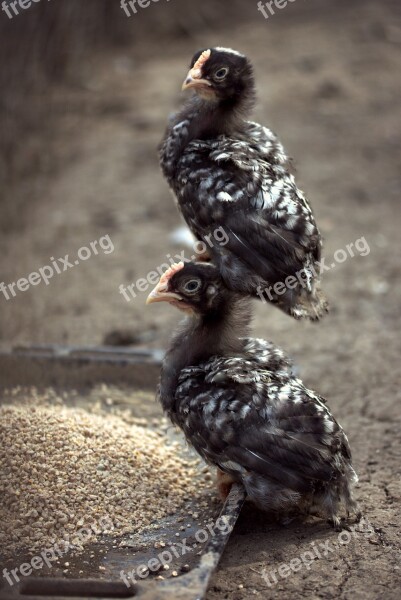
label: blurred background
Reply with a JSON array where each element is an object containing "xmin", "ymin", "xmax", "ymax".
[
  {"xmin": 0, "ymin": 0, "xmax": 399, "ymax": 355},
  {"xmin": 1, "ymin": 0, "xmax": 401, "ymax": 399},
  {"xmin": 1, "ymin": 1, "xmax": 401, "ymax": 596}
]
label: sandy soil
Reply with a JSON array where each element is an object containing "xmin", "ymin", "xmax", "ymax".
[{"xmin": 1, "ymin": 1, "xmax": 400, "ymax": 598}]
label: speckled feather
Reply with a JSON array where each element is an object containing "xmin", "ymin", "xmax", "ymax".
[
  {"xmin": 160, "ymin": 348, "xmax": 358, "ymax": 521},
  {"xmin": 154, "ymin": 262, "xmax": 358, "ymax": 525},
  {"xmin": 160, "ymin": 48, "xmax": 329, "ymax": 320}
]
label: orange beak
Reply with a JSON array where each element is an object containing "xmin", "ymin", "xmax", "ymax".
[
  {"xmin": 146, "ymin": 280, "xmax": 182, "ymax": 305},
  {"xmin": 182, "ymin": 68, "xmax": 212, "ymax": 92}
]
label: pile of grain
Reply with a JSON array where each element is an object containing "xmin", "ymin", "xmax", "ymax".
[{"xmin": 0, "ymin": 403, "xmax": 207, "ymax": 557}]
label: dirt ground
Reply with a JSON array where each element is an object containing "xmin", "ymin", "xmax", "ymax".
[{"xmin": 1, "ymin": 0, "xmax": 401, "ymax": 598}]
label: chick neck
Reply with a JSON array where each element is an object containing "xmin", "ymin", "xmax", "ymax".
[
  {"xmin": 182, "ymin": 83, "xmax": 255, "ymax": 140},
  {"xmin": 160, "ymin": 83, "xmax": 255, "ymax": 181},
  {"xmin": 159, "ymin": 295, "xmax": 251, "ymax": 414}
]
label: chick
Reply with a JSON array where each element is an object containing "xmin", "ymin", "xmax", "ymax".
[
  {"xmin": 147, "ymin": 262, "xmax": 359, "ymax": 528},
  {"xmin": 159, "ymin": 47, "xmax": 329, "ymax": 320}
]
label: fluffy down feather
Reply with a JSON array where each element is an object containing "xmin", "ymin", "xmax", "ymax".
[
  {"xmin": 160, "ymin": 47, "xmax": 329, "ymax": 320},
  {"xmin": 149, "ymin": 262, "xmax": 359, "ymax": 528}
]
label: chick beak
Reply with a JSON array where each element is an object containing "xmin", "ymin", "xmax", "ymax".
[
  {"xmin": 182, "ymin": 68, "xmax": 212, "ymax": 92},
  {"xmin": 146, "ymin": 281, "xmax": 182, "ymax": 305}
]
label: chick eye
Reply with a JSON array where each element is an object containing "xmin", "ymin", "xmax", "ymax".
[
  {"xmin": 214, "ymin": 67, "xmax": 229, "ymax": 81},
  {"xmin": 182, "ymin": 279, "xmax": 201, "ymax": 294}
]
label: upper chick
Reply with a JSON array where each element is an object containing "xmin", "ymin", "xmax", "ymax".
[
  {"xmin": 147, "ymin": 262, "xmax": 359, "ymax": 528},
  {"xmin": 159, "ymin": 47, "xmax": 328, "ymax": 320}
]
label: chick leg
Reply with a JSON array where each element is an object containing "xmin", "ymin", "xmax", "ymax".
[{"xmin": 216, "ymin": 468, "xmax": 236, "ymax": 501}]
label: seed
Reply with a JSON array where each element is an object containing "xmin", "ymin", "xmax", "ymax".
[{"xmin": 0, "ymin": 393, "xmax": 214, "ymax": 558}]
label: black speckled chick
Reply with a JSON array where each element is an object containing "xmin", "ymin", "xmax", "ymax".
[
  {"xmin": 159, "ymin": 47, "xmax": 328, "ymax": 320},
  {"xmin": 147, "ymin": 261, "xmax": 359, "ymax": 528}
]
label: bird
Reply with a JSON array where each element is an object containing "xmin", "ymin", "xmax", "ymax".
[
  {"xmin": 147, "ymin": 261, "xmax": 359, "ymax": 528},
  {"xmin": 159, "ymin": 47, "xmax": 328, "ymax": 320}
]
